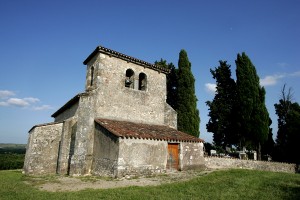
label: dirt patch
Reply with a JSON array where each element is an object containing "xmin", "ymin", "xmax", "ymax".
[{"xmin": 24, "ymin": 170, "xmax": 215, "ymax": 192}]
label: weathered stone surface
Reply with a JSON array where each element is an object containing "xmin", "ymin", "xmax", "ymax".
[
  {"xmin": 56, "ymin": 118, "xmax": 77, "ymax": 175},
  {"xmin": 23, "ymin": 123, "xmax": 63, "ymax": 175},
  {"xmin": 164, "ymin": 103, "xmax": 177, "ymax": 129},
  {"xmin": 68, "ymin": 93, "xmax": 95, "ymax": 176},
  {"xmin": 54, "ymin": 101, "xmax": 79, "ymax": 122},
  {"xmin": 85, "ymin": 52, "xmax": 169, "ymax": 126},
  {"xmin": 205, "ymin": 157, "xmax": 296, "ymax": 173},
  {"xmin": 24, "ymin": 45, "xmax": 205, "ymax": 177},
  {"xmin": 92, "ymin": 123, "xmax": 119, "ymax": 177},
  {"xmin": 117, "ymin": 138, "xmax": 168, "ymax": 177},
  {"xmin": 181, "ymin": 142, "xmax": 205, "ymax": 170}
]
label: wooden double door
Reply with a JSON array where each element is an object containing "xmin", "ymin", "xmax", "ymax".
[{"xmin": 167, "ymin": 143, "xmax": 179, "ymax": 170}]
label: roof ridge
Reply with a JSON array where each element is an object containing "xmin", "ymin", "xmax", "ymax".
[
  {"xmin": 29, "ymin": 121, "xmax": 62, "ymax": 133},
  {"xmin": 83, "ymin": 45, "xmax": 170, "ymax": 74},
  {"xmin": 51, "ymin": 92, "xmax": 87, "ymax": 118}
]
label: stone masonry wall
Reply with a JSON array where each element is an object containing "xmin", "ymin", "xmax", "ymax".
[
  {"xmin": 54, "ymin": 101, "xmax": 79, "ymax": 122},
  {"xmin": 56, "ymin": 118, "xmax": 77, "ymax": 175},
  {"xmin": 69, "ymin": 94, "xmax": 95, "ymax": 176},
  {"xmin": 205, "ymin": 156, "xmax": 296, "ymax": 173},
  {"xmin": 92, "ymin": 123, "xmax": 119, "ymax": 177},
  {"xmin": 117, "ymin": 138, "xmax": 168, "ymax": 178},
  {"xmin": 23, "ymin": 122, "xmax": 63, "ymax": 175},
  {"xmin": 164, "ymin": 103, "xmax": 177, "ymax": 129},
  {"xmin": 181, "ymin": 142, "xmax": 205, "ymax": 170},
  {"xmin": 85, "ymin": 52, "xmax": 172, "ymax": 127}
]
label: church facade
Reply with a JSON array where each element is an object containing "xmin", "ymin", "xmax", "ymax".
[{"xmin": 23, "ymin": 45, "xmax": 204, "ymax": 177}]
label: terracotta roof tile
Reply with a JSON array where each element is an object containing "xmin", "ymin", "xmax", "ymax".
[{"xmin": 95, "ymin": 118, "xmax": 204, "ymax": 143}]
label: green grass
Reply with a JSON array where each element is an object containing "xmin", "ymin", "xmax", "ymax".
[{"xmin": 0, "ymin": 169, "xmax": 299, "ymax": 200}]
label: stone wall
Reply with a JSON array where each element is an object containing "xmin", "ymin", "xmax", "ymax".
[
  {"xmin": 54, "ymin": 101, "xmax": 79, "ymax": 122},
  {"xmin": 92, "ymin": 123, "xmax": 119, "ymax": 177},
  {"xmin": 181, "ymin": 142, "xmax": 205, "ymax": 170},
  {"xmin": 205, "ymin": 156, "xmax": 296, "ymax": 173},
  {"xmin": 69, "ymin": 94, "xmax": 95, "ymax": 176},
  {"xmin": 23, "ymin": 122, "xmax": 63, "ymax": 175},
  {"xmin": 56, "ymin": 118, "xmax": 77, "ymax": 175},
  {"xmin": 117, "ymin": 138, "xmax": 168, "ymax": 177},
  {"xmin": 164, "ymin": 103, "xmax": 177, "ymax": 129},
  {"xmin": 86, "ymin": 52, "xmax": 170, "ymax": 127}
]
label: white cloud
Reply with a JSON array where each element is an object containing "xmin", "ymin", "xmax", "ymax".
[
  {"xmin": 24, "ymin": 97, "xmax": 40, "ymax": 103},
  {"xmin": 260, "ymin": 70, "xmax": 300, "ymax": 87},
  {"xmin": 0, "ymin": 101, "xmax": 9, "ymax": 106},
  {"xmin": 0, "ymin": 92, "xmax": 51, "ymax": 110},
  {"xmin": 205, "ymin": 83, "xmax": 216, "ymax": 94},
  {"xmin": 290, "ymin": 71, "xmax": 300, "ymax": 77},
  {"xmin": 0, "ymin": 90, "xmax": 15, "ymax": 99},
  {"xmin": 6, "ymin": 98, "xmax": 30, "ymax": 107},
  {"xmin": 1, "ymin": 97, "xmax": 41, "ymax": 108},
  {"xmin": 33, "ymin": 105, "xmax": 54, "ymax": 111},
  {"xmin": 260, "ymin": 74, "xmax": 285, "ymax": 86}
]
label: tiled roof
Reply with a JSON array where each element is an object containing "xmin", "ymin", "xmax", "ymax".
[
  {"xmin": 95, "ymin": 118, "xmax": 204, "ymax": 143},
  {"xmin": 83, "ymin": 46, "xmax": 170, "ymax": 74}
]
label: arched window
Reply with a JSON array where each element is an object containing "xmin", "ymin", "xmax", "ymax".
[
  {"xmin": 90, "ymin": 66, "xmax": 94, "ymax": 86},
  {"xmin": 139, "ymin": 73, "xmax": 147, "ymax": 91},
  {"xmin": 125, "ymin": 69, "xmax": 134, "ymax": 89}
]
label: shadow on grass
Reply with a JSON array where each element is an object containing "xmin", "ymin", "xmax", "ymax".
[{"xmin": 279, "ymin": 181, "xmax": 300, "ymax": 200}]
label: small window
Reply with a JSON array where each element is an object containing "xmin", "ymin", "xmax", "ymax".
[
  {"xmin": 139, "ymin": 73, "xmax": 147, "ymax": 91},
  {"xmin": 90, "ymin": 66, "xmax": 94, "ymax": 86},
  {"xmin": 125, "ymin": 69, "xmax": 134, "ymax": 89}
]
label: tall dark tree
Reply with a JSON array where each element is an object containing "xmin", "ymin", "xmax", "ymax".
[
  {"xmin": 261, "ymin": 118, "xmax": 275, "ymax": 158},
  {"xmin": 235, "ymin": 53, "xmax": 269, "ymax": 159},
  {"xmin": 177, "ymin": 50, "xmax": 200, "ymax": 137},
  {"xmin": 206, "ymin": 61, "xmax": 237, "ymax": 148},
  {"xmin": 155, "ymin": 59, "xmax": 178, "ymax": 109},
  {"xmin": 274, "ymin": 85, "xmax": 300, "ymax": 163}
]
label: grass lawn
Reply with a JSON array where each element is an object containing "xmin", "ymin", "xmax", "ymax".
[{"xmin": 0, "ymin": 169, "xmax": 299, "ymax": 200}]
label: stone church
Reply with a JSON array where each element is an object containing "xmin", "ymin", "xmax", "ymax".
[{"xmin": 23, "ymin": 45, "xmax": 205, "ymax": 177}]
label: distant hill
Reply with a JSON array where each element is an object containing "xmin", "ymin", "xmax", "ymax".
[
  {"xmin": 0, "ymin": 143, "xmax": 26, "ymax": 149},
  {"xmin": 0, "ymin": 144, "xmax": 26, "ymax": 154}
]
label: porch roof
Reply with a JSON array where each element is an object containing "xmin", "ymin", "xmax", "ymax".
[{"xmin": 95, "ymin": 118, "xmax": 204, "ymax": 143}]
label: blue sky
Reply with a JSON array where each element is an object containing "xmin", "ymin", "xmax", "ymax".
[{"xmin": 0, "ymin": 0, "xmax": 299, "ymax": 144}]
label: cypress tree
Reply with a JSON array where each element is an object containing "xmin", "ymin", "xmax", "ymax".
[
  {"xmin": 177, "ymin": 50, "xmax": 200, "ymax": 137},
  {"xmin": 155, "ymin": 59, "xmax": 178, "ymax": 109},
  {"xmin": 235, "ymin": 53, "xmax": 269, "ymax": 158},
  {"xmin": 206, "ymin": 61, "xmax": 237, "ymax": 148}
]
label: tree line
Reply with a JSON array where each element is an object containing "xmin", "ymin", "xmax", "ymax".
[
  {"xmin": 157, "ymin": 50, "xmax": 299, "ymax": 164},
  {"xmin": 205, "ymin": 53, "xmax": 299, "ymax": 163},
  {"xmin": 0, "ymin": 147, "xmax": 25, "ymax": 170}
]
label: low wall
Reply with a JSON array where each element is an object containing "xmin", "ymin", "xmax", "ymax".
[{"xmin": 205, "ymin": 156, "xmax": 297, "ymax": 173}]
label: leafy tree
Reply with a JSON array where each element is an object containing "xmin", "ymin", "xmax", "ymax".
[
  {"xmin": 203, "ymin": 142, "xmax": 214, "ymax": 155},
  {"xmin": 274, "ymin": 85, "xmax": 300, "ymax": 163},
  {"xmin": 206, "ymin": 61, "xmax": 237, "ymax": 148},
  {"xmin": 177, "ymin": 50, "xmax": 200, "ymax": 137},
  {"xmin": 235, "ymin": 53, "xmax": 269, "ymax": 159}
]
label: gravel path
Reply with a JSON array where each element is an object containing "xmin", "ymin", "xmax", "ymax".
[{"xmin": 26, "ymin": 170, "xmax": 214, "ymax": 192}]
